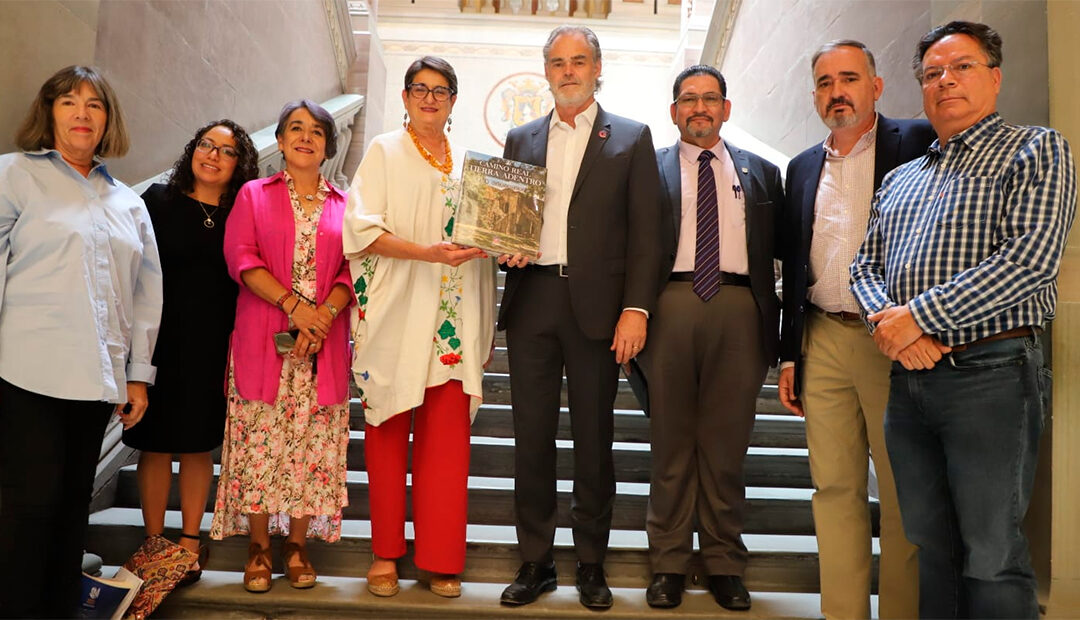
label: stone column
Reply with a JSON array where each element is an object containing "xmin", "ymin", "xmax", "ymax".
[{"xmin": 1047, "ymin": 2, "xmax": 1080, "ymax": 615}]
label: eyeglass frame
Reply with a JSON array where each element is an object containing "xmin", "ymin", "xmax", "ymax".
[
  {"xmin": 194, "ymin": 138, "xmax": 239, "ymax": 159},
  {"xmin": 405, "ymin": 82, "xmax": 456, "ymax": 102},
  {"xmin": 672, "ymin": 92, "xmax": 727, "ymax": 108},
  {"xmin": 917, "ymin": 60, "xmax": 996, "ymax": 85}
]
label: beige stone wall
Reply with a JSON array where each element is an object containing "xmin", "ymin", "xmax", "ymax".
[
  {"xmin": 1046, "ymin": 1, "xmax": 1080, "ymax": 614},
  {"xmin": 2, "ymin": 0, "xmax": 343, "ymax": 184},
  {"xmin": 718, "ymin": 0, "xmax": 1049, "ymax": 157}
]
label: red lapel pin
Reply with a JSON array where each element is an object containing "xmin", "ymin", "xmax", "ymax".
[{"xmin": 598, "ymin": 129, "xmax": 609, "ymax": 139}]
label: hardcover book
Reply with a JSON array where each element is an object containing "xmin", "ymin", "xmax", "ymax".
[{"xmin": 453, "ymin": 151, "xmax": 546, "ymax": 259}]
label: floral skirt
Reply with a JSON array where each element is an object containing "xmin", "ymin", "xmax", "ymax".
[{"xmin": 210, "ymin": 356, "xmax": 350, "ymax": 542}]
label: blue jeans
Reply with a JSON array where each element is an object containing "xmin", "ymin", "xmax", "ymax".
[{"xmin": 884, "ymin": 334, "xmax": 1049, "ymax": 619}]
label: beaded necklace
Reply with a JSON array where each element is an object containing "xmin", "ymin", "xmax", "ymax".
[{"xmin": 406, "ymin": 124, "xmax": 452, "ymax": 175}]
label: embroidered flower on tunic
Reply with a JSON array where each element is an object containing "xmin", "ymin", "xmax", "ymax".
[{"xmin": 433, "ymin": 177, "xmax": 465, "ymax": 365}]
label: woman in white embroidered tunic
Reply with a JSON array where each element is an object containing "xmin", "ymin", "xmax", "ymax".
[{"xmin": 344, "ymin": 57, "xmax": 496, "ymax": 598}]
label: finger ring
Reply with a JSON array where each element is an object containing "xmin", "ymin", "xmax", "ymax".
[{"xmin": 308, "ymin": 327, "xmax": 317, "ymax": 335}]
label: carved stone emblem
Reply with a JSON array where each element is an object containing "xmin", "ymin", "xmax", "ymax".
[{"xmin": 484, "ymin": 72, "xmax": 555, "ymax": 148}]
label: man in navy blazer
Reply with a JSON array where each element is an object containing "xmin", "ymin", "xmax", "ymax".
[
  {"xmin": 778, "ymin": 40, "xmax": 934, "ymax": 619},
  {"xmin": 497, "ymin": 26, "xmax": 661, "ymax": 611},
  {"xmin": 640, "ymin": 64, "xmax": 784, "ymax": 612}
]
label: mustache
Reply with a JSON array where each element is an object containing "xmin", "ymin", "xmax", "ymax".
[
  {"xmin": 827, "ymin": 97, "xmax": 855, "ymax": 111},
  {"xmin": 686, "ymin": 114, "xmax": 714, "ymax": 123}
]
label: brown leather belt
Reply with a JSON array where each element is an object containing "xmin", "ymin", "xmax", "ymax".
[
  {"xmin": 811, "ymin": 304, "xmax": 862, "ymax": 322},
  {"xmin": 669, "ymin": 271, "xmax": 751, "ymax": 287},
  {"xmin": 950, "ymin": 326, "xmax": 1042, "ymax": 352}
]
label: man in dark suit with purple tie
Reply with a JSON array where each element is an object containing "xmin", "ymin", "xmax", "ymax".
[{"xmin": 640, "ymin": 64, "xmax": 784, "ymax": 611}]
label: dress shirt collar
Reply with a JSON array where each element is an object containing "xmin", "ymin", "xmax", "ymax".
[
  {"xmin": 25, "ymin": 148, "xmax": 116, "ymax": 185},
  {"xmin": 549, "ymin": 100, "xmax": 598, "ymax": 131},
  {"xmin": 822, "ymin": 114, "xmax": 879, "ymax": 158},
  {"xmin": 929, "ymin": 112, "xmax": 1004, "ymax": 159},
  {"xmin": 678, "ymin": 138, "xmax": 727, "ymax": 165}
]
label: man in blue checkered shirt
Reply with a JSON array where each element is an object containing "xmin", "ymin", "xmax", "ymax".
[{"xmin": 850, "ymin": 21, "xmax": 1076, "ymax": 619}]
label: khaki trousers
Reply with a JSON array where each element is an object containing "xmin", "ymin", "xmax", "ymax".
[{"xmin": 802, "ymin": 310, "xmax": 918, "ymax": 619}]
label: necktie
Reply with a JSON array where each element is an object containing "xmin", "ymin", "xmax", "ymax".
[{"xmin": 693, "ymin": 150, "xmax": 720, "ymax": 301}]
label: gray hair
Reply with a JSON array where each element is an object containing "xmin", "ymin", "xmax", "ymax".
[
  {"xmin": 811, "ymin": 39, "xmax": 877, "ymax": 77},
  {"xmin": 543, "ymin": 25, "xmax": 602, "ymax": 63}
]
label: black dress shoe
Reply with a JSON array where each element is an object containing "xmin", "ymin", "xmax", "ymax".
[
  {"xmin": 707, "ymin": 574, "xmax": 751, "ymax": 610},
  {"xmin": 501, "ymin": 561, "xmax": 557, "ymax": 606},
  {"xmin": 576, "ymin": 562, "xmax": 613, "ymax": 609},
  {"xmin": 645, "ymin": 573, "xmax": 685, "ymax": 608}
]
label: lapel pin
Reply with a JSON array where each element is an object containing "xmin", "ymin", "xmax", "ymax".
[
  {"xmin": 598, "ymin": 129, "xmax": 609, "ymax": 139},
  {"xmin": 741, "ymin": 167, "xmax": 748, "ymax": 174}
]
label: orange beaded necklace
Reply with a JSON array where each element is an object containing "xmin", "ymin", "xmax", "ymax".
[{"xmin": 406, "ymin": 124, "xmax": 452, "ymax": 175}]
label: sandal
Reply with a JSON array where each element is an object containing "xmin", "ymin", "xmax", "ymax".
[
  {"xmin": 244, "ymin": 542, "xmax": 273, "ymax": 593},
  {"xmin": 282, "ymin": 541, "xmax": 317, "ymax": 589},
  {"xmin": 176, "ymin": 533, "xmax": 207, "ymax": 589},
  {"xmin": 366, "ymin": 555, "xmax": 399, "ymax": 597},
  {"xmin": 425, "ymin": 572, "xmax": 462, "ymax": 598}
]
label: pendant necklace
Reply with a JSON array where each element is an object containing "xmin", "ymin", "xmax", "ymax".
[{"xmin": 196, "ymin": 199, "xmax": 220, "ymax": 229}]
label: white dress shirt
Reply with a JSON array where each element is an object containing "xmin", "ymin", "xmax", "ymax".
[
  {"xmin": 673, "ymin": 139, "xmax": 748, "ymax": 275},
  {"xmin": 807, "ymin": 117, "xmax": 878, "ymax": 313},
  {"xmin": 538, "ymin": 101, "xmax": 597, "ymax": 266}
]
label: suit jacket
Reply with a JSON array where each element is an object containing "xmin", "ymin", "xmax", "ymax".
[
  {"xmin": 779, "ymin": 114, "xmax": 935, "ymax": 370},
  {"xmin": 655, "ymin": 140, "xmax": 786, "ymax": 364},
  {"xmin": 497, "ymin": 105, "xmax": 662, "ymax": 340}
]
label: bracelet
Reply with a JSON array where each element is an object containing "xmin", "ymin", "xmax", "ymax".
[
  {"xmin": 287, "ymin": 297, "xmax": 302, "ymax": 316},
  {"xmin": 324, "ymin": 301, "xmax": 339, "ymax": 319},
  {"xmin": 275, "ymin": 291, "xmax": 292, "ymax": 309}
]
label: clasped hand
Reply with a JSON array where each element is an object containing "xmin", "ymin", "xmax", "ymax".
[
  {"xmin": 866, "ymin": 304, "xmax": 951, "ymax": 370},
  {"xmin": 289, "ymin": 302, "xmax": 331, "ymax": 357}
]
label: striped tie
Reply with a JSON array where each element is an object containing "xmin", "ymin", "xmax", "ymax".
[{"xmin": 693, "ymin": 150, "xmax": 720, "ymax": 301}]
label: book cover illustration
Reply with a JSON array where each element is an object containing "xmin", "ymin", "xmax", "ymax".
[
  {"xmin": 453, "ymin": 151, "xmax": 546, "ymax": 260},
  {"xmin": 77, "ymin": 568, "xmax": 142, "ymax": 620}
]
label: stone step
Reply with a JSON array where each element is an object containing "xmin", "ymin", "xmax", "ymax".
[
  {"xmin": 151, "ymin": 569, "xmax": 837, "ymax": 619},
  {"xmin": 476, "ymin": 372, "xmax": 787, "ymax": 414},
  {"xmin": 206, "ymin": 433, "xmax": 811, "ymax": 488},
  {"xmin": 339, "ymin": 434, "xmax": 812, "ymax": 487},
  {"xmin": 113, "ymin": 467, "xmax": 844, "ymax": 535},
  {"xmin": 485, "ymin": 347, "xmax": 782, "ymax": 385},
  {"xmin": 88, "ymin": 508, "xmax": 876, "ymax": 592},
  {"xmin": 463, "ymin": 407, "xmax": 807, "ymax": 449}
]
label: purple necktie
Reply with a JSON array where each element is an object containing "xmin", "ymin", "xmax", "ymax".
[{"xmin": 693, "ymin": 150, "xmax": 720, "ymax": 301}]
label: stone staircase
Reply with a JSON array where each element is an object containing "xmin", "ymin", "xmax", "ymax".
[{"xmin": 84, "ymin": 274, "xmax": 882, "ymax": 618}]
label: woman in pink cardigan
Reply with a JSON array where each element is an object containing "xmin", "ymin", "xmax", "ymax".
[{"xmin": 210, "ymin": 100, "xmax": 353, "ymax": 593}]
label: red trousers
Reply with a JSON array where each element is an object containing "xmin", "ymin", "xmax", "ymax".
[{"xmin": 365, "ymin": 380, "xmax": 471, "ymax": 573}]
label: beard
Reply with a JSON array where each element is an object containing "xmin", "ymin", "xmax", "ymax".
[
  {"xmin": 823, "ymin": 110, "xmax": 859, "ymax": 129},
  {"xmin": 551, "ymin": 78, "xmax": 596, "ymax": 109},
  {"xmin": 685, "ymin": 120, "xmax": 717, "ymax": 139}
]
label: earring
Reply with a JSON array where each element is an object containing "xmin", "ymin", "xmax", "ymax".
[
  {"xmin": 403, "ymin": 112, "xmax": 408, "ymax": 129},
  {"xmin": 447, "ymin": 116, "xmax": 453, "ymax": 133}
]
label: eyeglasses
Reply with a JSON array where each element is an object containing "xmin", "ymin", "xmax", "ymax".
[
  {"xmin": 406, "ymin": 83, "xmax": 455, "ymax": 102},
  {"xmin": 919, "ymin": 60, "xmax": 993, "ymax": 85},
  {"xmin": 195, "ymin": 138, "xmax": 239, "ymax": 159},
  {"xmin": 674, "ymin": 93, "xmax": 725, "ymax": 108}
]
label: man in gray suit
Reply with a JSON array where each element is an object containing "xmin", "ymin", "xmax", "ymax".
[
  {"xmin": 497, "ymin": 25, "xmax": 662, "ymax": 610},
  {"xmin": 640, "ymin": 64, "xmax": 784, "ymax": 611}
]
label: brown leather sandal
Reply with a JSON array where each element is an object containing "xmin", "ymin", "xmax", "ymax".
[
  {"xmin": 243, "ymin": 543, "xmax": 272, "ymax": 593},
  {"xmin": 366, "ymin": 555, "xmax": 399, "ymax": 597},
  {"xmin": 282, "ymin": 541, "xmax": 317, "ymax": 589}
]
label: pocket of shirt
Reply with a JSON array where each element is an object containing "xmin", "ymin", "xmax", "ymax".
[{"xmin": 936, "ymin": 176, "xmax": 1002, "ymax": 228}]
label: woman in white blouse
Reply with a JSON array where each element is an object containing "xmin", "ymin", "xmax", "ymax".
[
  {"xmin": 344, "ymin": 56, "xmax": 495, "ymax": 599},
  {"xmin": 0, "ymin": 65, "xmax": 162, "ymax": 618}
]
